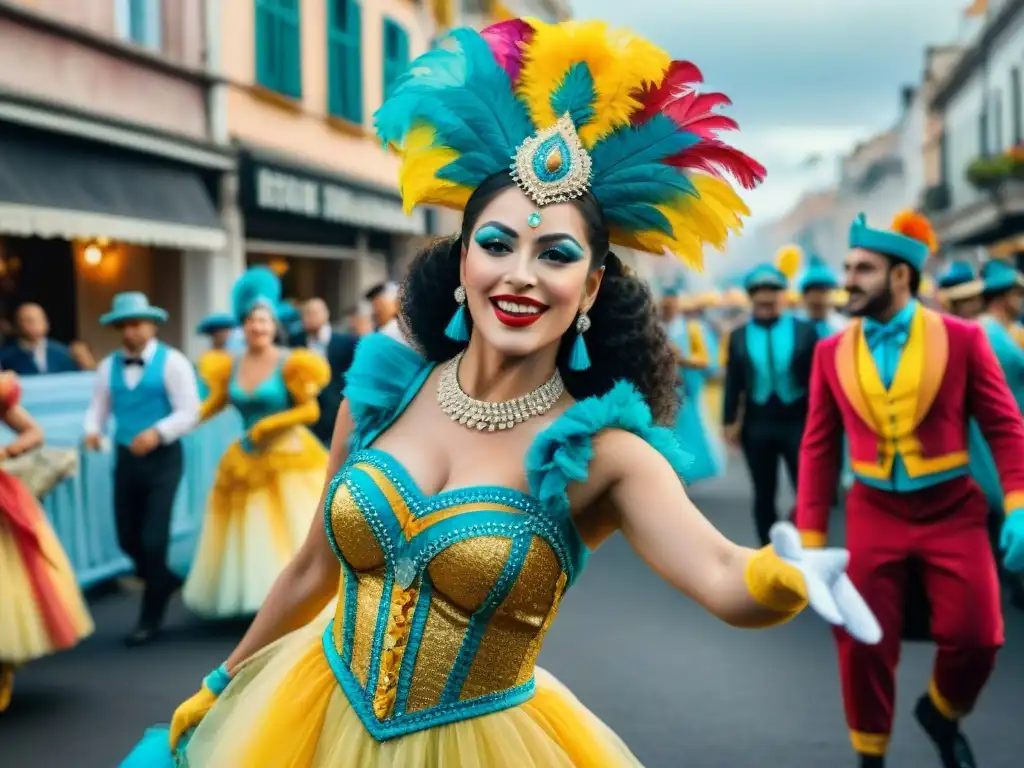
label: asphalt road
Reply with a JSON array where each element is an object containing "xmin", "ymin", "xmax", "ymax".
[{"xmin": 2, "ymin": 462, "xmax": 1022, "ymax": 767}]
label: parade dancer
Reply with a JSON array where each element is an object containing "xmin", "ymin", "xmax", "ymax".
[
  {"xmin": 0, "ymin": 372, "xmax": 93, "ymax": 712},
  {"xmin": 181, "ymin": 268, "xmax": 331, "ymax": 619},
  {"xmin": 795, "ymin": 211, "xmax": 1024, "ymax": 768},
  {"xmin": 723, "ymin": 262, "xmax": 818, "ymax": 546},
  {"xmin": 936, "ymin": 261, "xmax": 984, "ymax": 320},
  {"xmin": 121, "ymin": 18, "xmax": 881, "ymax": 768},
  {"xmin": 83, "ymin": 293, "xmax": 200, "ymax": 646},
  {"xmin": 798, "ymin": 255, "xmax": 847, "ymax": 338},
  {"xmin": 675, "ymin": 294, "xmax": 726, "ymax": 484}
]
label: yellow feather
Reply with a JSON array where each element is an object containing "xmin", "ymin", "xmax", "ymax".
[
  {"xmin": 517, "ymin": 20, "xmax": 670, "ymax": 147},
  {"xmin": 398, "ymin": 125, "xmax": 473, "ymax": 213},
  {"xmin": 774, "ymin": 244, "xmax": 803, "ymax": 279}
]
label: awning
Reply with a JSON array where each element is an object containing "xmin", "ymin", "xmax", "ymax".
[{"xmin": 0, "ymin": 127, "xmax": 225, "ymax": 251}]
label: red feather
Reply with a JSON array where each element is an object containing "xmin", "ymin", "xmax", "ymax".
[
  {"xmin": 665, "ymin": 141, "xmax": 767, "ymax": 190},
  {"xmin": 662, "ymin": 91, "xmax": 736, "ymax": 139},
  {"xmin": 631, "ymin": 60, "xmax": 704, "ymax": 125}
]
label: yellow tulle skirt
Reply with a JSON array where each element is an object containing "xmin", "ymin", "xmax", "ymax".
[
  {"xmin": 0, "ymin": 478, "xmax": 93, "ymax": 664},
  {"xmin": 183, "ymin": 619, "xmax": 644, "ymax": 768},
  {"xmin": 182, "ymin": 427, "xmax": 327, "ymax": 619}
]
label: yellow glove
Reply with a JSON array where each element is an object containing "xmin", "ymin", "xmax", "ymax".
[
  {"xmin": 743, "ymin": 545, "xmax": 808, "ymax": 627},
  {"xmin": 169, "ymin": 665, "xmax": 231, "ymax": 750}
]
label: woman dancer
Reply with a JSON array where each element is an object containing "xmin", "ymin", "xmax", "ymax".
[
  {"xmin": 180, "ymin": 268, "xmax": 330, "ymax": 619},
  {"xmin": 123, "ymin": 18, "xmax": 878, "ymax": 766},
  {"xmin": 0, "ymin": 372, "xmax": 92, "ymax": 712}
]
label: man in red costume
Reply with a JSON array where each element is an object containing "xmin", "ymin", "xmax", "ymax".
[{"xmin": 795, "ymin": 210, "xmax": 1024, "ymax": 768}]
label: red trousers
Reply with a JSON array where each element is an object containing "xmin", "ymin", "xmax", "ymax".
[{"xmin": 836, "ymin": 476, "xmax": 1003, "ymax": 755}]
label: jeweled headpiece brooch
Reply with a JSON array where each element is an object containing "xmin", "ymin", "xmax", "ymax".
[{"xmin": 374, "ymin": 19, "xmax": 766, "ymax": 269}]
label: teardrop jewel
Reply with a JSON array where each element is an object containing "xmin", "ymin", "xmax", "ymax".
[{"xmin": 511, "ymin": 113, "xmax": 593, "ymax": 207}]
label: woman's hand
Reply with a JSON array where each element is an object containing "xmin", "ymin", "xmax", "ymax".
[{"xmin": 169, "ymin": 665, "xmax": 231, "ymax": 749}]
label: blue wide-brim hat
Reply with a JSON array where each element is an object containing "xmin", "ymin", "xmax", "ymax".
[
  {"xmin": 938, "ymin": 260, "xmax": 977, "ymax": 289},
  {"xmin": 196, "ymin": 312, "xmax": 237, "ymax": 336},
  {"xmin": 100, "ymin": 292, "xmax": 169, "ymax": 326},
  {"xmin": 744, "ymin": 264, "xmax": 788, "ymax": 293},
  {"xmin": 982, "ymin": 259, "xmax": 1024, "ymax": 294},
  {"xmin": 848, "ymin": 212, "xmax": 930, "ymax": 272}
]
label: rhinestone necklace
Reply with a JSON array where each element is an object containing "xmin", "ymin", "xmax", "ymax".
[{"xmin": 437, "ymin": 351, "xmax": 565, "ymax": 431}]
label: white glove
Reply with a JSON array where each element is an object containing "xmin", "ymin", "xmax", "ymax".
[{"xmin": 770, "ymin": 522, "xmax": 883, "ymax": 645}]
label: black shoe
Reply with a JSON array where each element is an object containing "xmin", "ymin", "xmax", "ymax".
[
  {"xmin": 859, "ymin": 754, "xmax": 885, "ymax": 768},
  {"xmin": 124, "ymin": 625, "xmax": 159, "ymax": 647},
  {"xmin": 914, "ymin": 694, "xmax": 977, "ymax": 768}
]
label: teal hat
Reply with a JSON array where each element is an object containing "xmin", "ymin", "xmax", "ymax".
[
  {"xmin": 982, "ymin": 260, "xmax": 1024, "ymax": 295},
  {"xmin": 937, "ymin": 260, "xmax": 977, "ymax": 289},
  {"xmin": 100, "ymin": 292, "xmax": 168, "ymax": 326},
  {"xmin": 744, "ymin": 264, "xmax": 788, "ymax": 293},
  {"xmin": 798, "ymin": 255, "xmax": 838, "ymax": 292},
  {"xmin": 848, "ymin": 212, "xmax": 930, "ymax": 273},
  {"xmin": 196, "ymin": 312, "xmax": 237, "ymax": 336}
]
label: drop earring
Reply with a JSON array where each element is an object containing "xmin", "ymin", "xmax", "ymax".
[
  {"xmin": 568, "ymin": 311, "xmax": 591, "ymax": 371},
  {"xmin": 445, "ymin": 285, "xmax": 471, "ymax": 342}
]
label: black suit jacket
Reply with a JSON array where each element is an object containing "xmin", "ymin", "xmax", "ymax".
[
  {"xmin": 0, "ymin": 339, "xmax": 79, "ymax": 375},
  {"xmin": 722, "ymin": 317, "xmax": 818, "ymax": 426},
  {"xmin": 289, "ymin": 330, "xmax": 357, "ymax": 445}
]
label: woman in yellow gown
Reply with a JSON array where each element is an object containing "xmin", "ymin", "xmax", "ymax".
[
  {"xmin": 121, "ymin": 18, "xmax": 880, "ymax": 767},
  {"xmin": 0, "ymin": 372, "xmax": 92, "ymax": 712},
  {"xmin": 181, "ymin": 267, "xmax": 331, "ymax": 619}
]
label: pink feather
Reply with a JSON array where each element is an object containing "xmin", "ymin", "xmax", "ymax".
[
  {"xmin": 631, "ymin": 60, "xmax": 704, "ymax": 125},
  {"xmin": 665, "ymin": 141, "xmax": 767, "ymax": 190},
  {"xmin": 480, "ymin": 19, "xmax": 535, "ymax": 83}
]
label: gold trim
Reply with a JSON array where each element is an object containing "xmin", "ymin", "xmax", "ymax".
[
  {"xmin": 850, "ymin": 730, "xmax": 889, "ymax": 756},
  {"xmin": 835, "ymin": 321, "xmax": 876, "ymax": 430},
  {"xmin": 914, "ymin": 309, "xmax": 948, "ymax": 428},
  {"xmin": 928, "ymin": 678, "xmax": 963, "ymax": 720}
]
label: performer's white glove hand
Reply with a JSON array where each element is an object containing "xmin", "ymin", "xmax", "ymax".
[{"xmin": 770, "ymin": 522, "xmax": 882, "ymax": 645}]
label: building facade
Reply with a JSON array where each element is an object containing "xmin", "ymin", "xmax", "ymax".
[
  {"xmin": 929, "ymin": 0, "xmax": 1024, "ymax": 265},
  {"xmin": 0, "ymin": 0, "xmax": 228, "ymax": 357}
]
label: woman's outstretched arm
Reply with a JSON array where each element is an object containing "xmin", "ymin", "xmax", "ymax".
[
  {"xmin": 586, "ymin": 430, "xmax": 807, "ymax": 628},
  {"xmin": 224, "ymin": 403, "xmax": 354, "ymax": 671}
]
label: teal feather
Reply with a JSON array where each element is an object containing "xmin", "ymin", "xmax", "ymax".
[
  {"xmin": 374, "ymin": 28, "xmax": 533, "ymax": 172},
  {"xmin": 550, "ymin": 62, "xmax": 596, "ymax": 128},
  {"xmin": 592, "ymin": 166, "xmax": 695, "ymax": 208},
  {"xmin": 601, "ymin": 203, "xmax": 674, "ymax": 235},
  {"xmin": 231, "ymin": 267, "xmax": 281, "ymax": 322},
  {"xmin": 438, "ymin": 151, "xmax": 504, "ymax": 186},
  {"xmin": 591, "ymin": 116, "xmax": 699, "ymax": 182}
]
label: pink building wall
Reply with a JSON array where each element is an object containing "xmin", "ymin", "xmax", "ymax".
[
  {"xmin": 222, "ymin": 0, "xmax": 434, "ymax": 190},
  {"xmin": 0, "ymin": 0, "xmax": 208, "ymax": 139}
]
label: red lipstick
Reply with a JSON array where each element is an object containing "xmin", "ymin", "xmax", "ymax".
[{"xmin": 489, "ymin": 295, "xmax": 548, "ymax": 328}]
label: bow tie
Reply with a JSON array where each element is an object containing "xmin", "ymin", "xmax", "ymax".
[
  {"xmin": 123, "ymin": 357, "xmax": 144, "ymax": 367},
  {"xmin": 863, "ymin": 321, "xmax": 908, "ymax": 349}
]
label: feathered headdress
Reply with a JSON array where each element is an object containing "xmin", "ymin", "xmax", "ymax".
[
  {"xmin": 232, "ymin": 267, "xmax": 282, "ymax": 323},
  {"xmin": 374, "ymin": 18, "xmax": 765, "ymax": 269}
]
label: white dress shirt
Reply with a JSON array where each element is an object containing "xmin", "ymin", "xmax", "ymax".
[
  {"xmin": 19, "ymin": 339, "xmax": 47, "ymax": 373},
  {"xmin": 307, "ymin": 324, "xmax": 332, "ymax": 355},
  {"xmin": 84, "ymin": 339, "xmax": 200, "ymax": 444}
]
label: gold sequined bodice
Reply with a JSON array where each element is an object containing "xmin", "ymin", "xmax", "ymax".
[{"xmin": 321, "ymin": 448, "xmax": 586, "ymax": 740}]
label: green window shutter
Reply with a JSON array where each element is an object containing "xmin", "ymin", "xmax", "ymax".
[
  {"xmin": 382, "ymin": 19, "xmax": 409, "ymax": 100},
  {"xmin": 254, "ymin": 0, "xmax": 302, "ymax": 99},
  {"xmin": 328, "ymin": 0, "xmax": 362, "ymax": 123}
]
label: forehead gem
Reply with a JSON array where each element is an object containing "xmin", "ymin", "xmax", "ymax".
[{"xmin": 527, "ymin": 212, "xmax": 541, "ymax": 228}]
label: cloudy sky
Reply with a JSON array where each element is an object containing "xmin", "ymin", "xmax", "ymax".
[{"xmin": 567, "ymin": 0, "xmax": 977, "ymax": 277}]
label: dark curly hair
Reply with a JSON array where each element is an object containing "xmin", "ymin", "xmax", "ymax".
[{"xmin": 400, "ymin": 173, "xmax": 680, "ymax": 424}]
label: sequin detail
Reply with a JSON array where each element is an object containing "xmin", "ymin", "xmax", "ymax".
[
  {"xmin": 511, "ymin": 114, "xmax": 593, "ymax": 207},
  {"xmin": 372, "ymin": 583, "xmax": 420, "ymax": 719}
]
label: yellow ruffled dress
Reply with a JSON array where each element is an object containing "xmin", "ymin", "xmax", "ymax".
[
  {"xmin": 164, "ymin": 333, "xmax": 697, "ymax": 767},
  {"xmin": 181, "ymin": 349, "xmax": 330, "ymax": 619},
  {"xmin": 0, "ymin": 374, "xmax": 92, "ymax": 709}
]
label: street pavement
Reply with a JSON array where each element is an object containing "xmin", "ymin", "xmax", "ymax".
[{"xmin": 2, "ymin": 461, "xmax": 1022, "ymax": 767}]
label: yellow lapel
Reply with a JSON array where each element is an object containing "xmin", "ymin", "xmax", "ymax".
[
  {"xmin": 835, "ymin": 321, "xmax": 876, "ymax": 430},
  {"xmin": 913, "ymin": 307, "xmax": 948, "ymax": 428}
]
